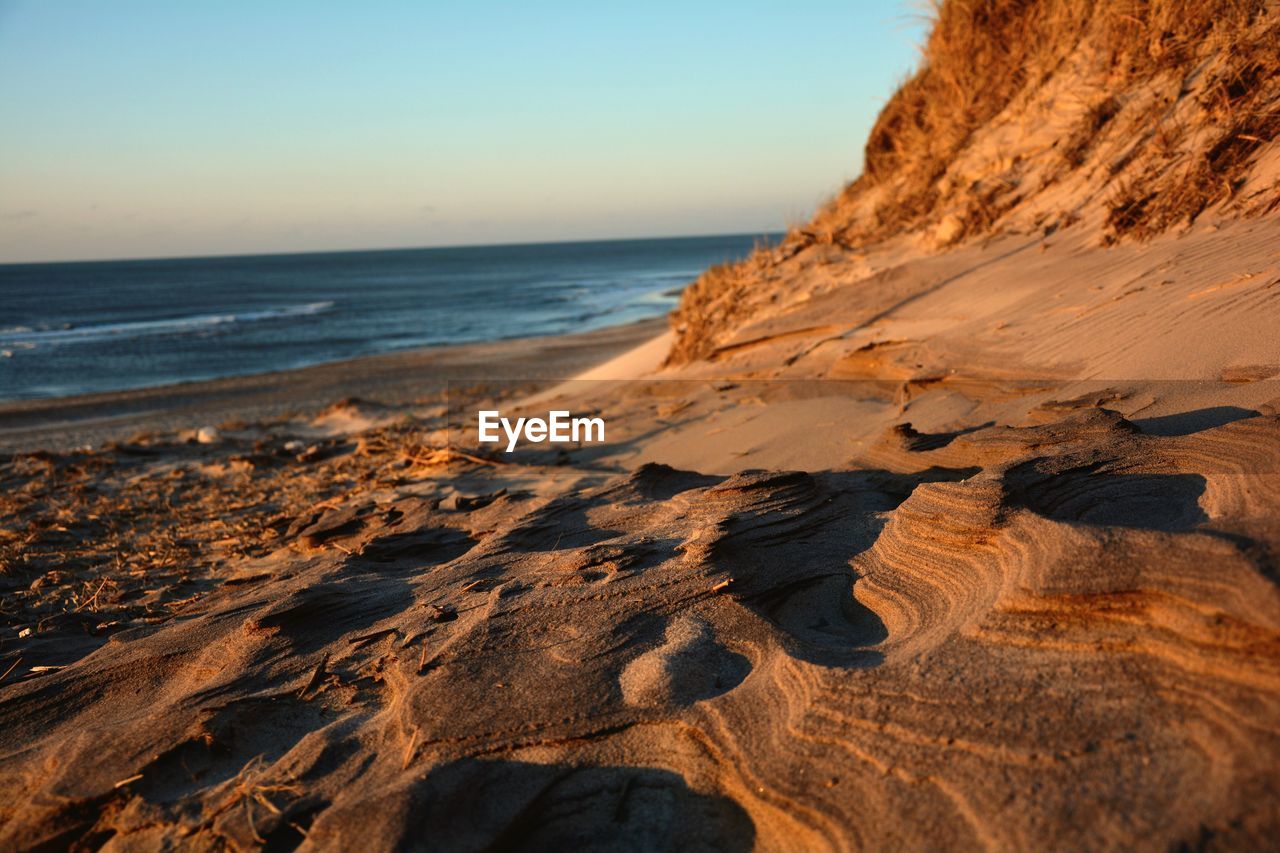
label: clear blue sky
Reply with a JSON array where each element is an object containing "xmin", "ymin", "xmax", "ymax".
[{"xmin": 0, "ymin": 1, "xmax": 925, "ymax": 262}]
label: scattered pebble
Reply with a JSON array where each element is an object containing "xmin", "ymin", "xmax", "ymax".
[
  {"xmin": 426, "ymin": 603, "xmax": 457, "ymax": 622},
  {"xmin": 196, "ymin": 426, "xmax": 222, "ymax": 444}
]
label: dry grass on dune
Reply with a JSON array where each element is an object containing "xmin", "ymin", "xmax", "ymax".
[
  {"xmin": 666, "ymin": 0, "xmax": 1280, "ymax": 364},
  {"xmin": 839, "ymin": 0, "xmax": 1280, "ymax": 243}
]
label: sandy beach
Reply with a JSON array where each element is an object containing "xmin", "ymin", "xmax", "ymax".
[
  {"xmin": 3, "ymin": 210, "xmax": 1279, "ymax": 848},
  {"xmin": 3, "ymin": 1, "xmax": 1280, "ymax": 849},
  {"xmin": 0, "ymin": 318, "xmax": 665, "ymax": 453}
]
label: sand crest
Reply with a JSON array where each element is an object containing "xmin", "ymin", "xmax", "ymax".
[{"xmin": 4, "ymin": 1, "xmax": 1280, "ymax": 846}]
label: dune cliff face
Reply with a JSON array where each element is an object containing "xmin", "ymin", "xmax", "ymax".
[{"xmin": 669, "ymin": 0, "xmax": 1280, "ymax": 364}]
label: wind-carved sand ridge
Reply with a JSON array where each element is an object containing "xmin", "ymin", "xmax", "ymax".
[
  {"xmin": 4, "ymin": 219, "xmax": 1279, "ymax": 847},
  {"xmin": 4, "ymin": 1, "xmax": 1280, "ymax": 848}
]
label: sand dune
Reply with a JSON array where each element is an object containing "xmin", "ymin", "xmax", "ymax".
[
  {"xmin": 3, "ymin": 209, "xmax": 1279, "ymax": 848},
  {"xmin": 4, "ymin": 1, "xmax": 1280, "ymax": 848}
]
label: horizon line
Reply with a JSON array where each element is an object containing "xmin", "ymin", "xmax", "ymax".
[{"xmin": 0, "ymin": 228, "xmax": 787, "ymax": 269}]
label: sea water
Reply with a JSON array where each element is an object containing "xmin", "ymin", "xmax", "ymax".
[{"xmin": 0, "ymin": 234, "xmax": 768, "ymax": 400}]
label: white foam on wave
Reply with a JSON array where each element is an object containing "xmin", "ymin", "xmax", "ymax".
[{"xmin": 0, "ymin": 301, "xmax": 335, "ymax": 347}]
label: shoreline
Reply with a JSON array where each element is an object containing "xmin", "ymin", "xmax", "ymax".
[{"xmin": 0, "ymin": 317, "xmax": 667, "ymax": 453}]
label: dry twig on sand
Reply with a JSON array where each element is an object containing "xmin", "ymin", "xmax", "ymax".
[
  {"xmin": 208, "ymin": 755, "xmax": 301, "ymax": 845},
  {"xmin": 400, "ymin": 446, "xmax": 510, "ymax": 469},
  {"xmin": 298, "ymin": 653, "xmax": 330, "ymax": 699},
  {"xmin": 0, "ymin": 657, "xmax": 21, "ymax": 685},
  {"xmin": 402, "ymin": 727, "xmax": 420, "ymax": 770}
]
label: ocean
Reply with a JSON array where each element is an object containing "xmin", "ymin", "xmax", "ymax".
[{"xmin": 0, "ymin": 234, "xmax": 768, "ymax": 400}]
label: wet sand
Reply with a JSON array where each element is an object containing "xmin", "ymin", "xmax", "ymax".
[{"xmin": 0, "ymin": 318, "xmax": 666, "ymax": 452}]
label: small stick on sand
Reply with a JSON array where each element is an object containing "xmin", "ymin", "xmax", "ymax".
[
  {"xmin": 348, "ymin": 628, "xmax": 397, "ymax": 648},
  {"xmin": 711, "ymin": 578, "xmax": 734, "ymax": 593},
  {"xmin": 114, "ymin": 773, "xmax": 143, "ymax": 789},
  {"xmin": 402, "ymin": 727, "xmax": 419, "ymax": 769},
  {"xmin": 74, "ymin": 578, "xmax": 109, "ymax": 612},
  {"xmin": 400, "ymin": 629, "xmax": 431, "ymax": 648},
  {"xmin": 402, "ymin": 447, "xmax": 511, "ymax": 468},
  {"xmin": 0, "ymin": 657, "xmax": 21, "ymax": 685},
  {"xmin": 298, "ymin": 653, "xmax": 329, "ymax": 699},
  {"xmin": 449, "ymin": 449, "xmax": 509, "ymax": 466}
]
